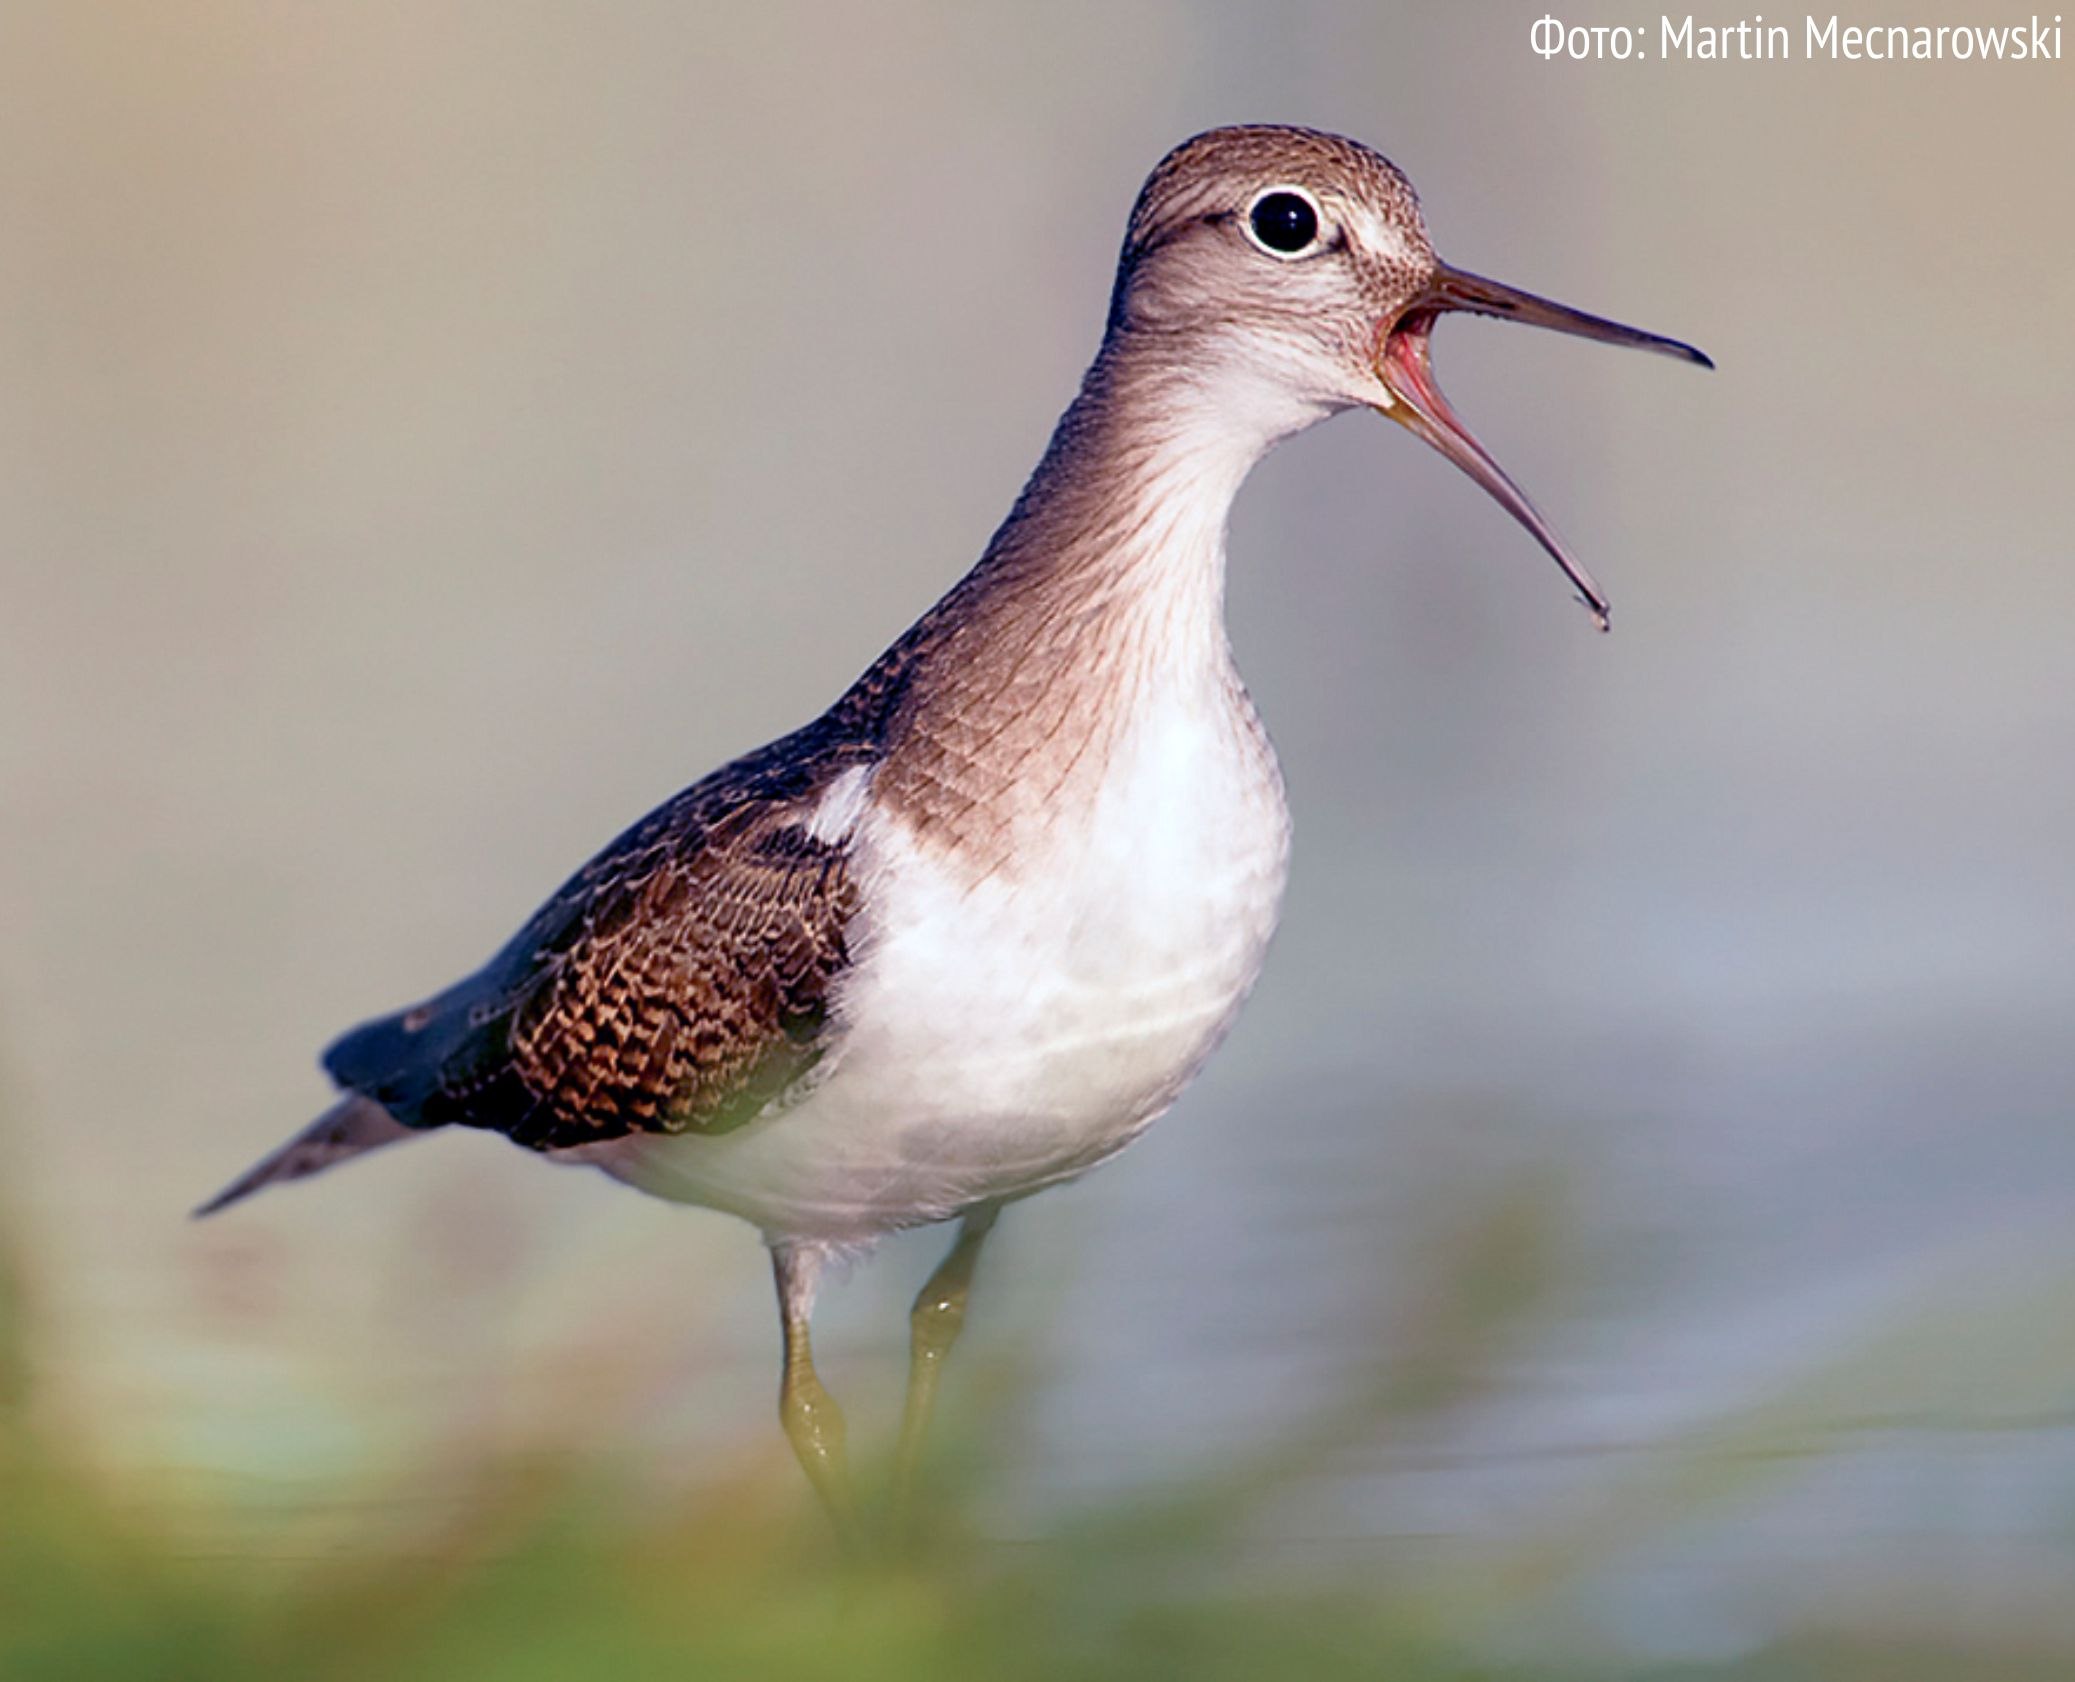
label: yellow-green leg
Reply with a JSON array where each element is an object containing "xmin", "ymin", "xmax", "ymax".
[
  {"xmin": 891, "ymin": 1207, "xmax": 997, "ymax": 1526},
  {"xmin": 772, "ymin": 1243, "xmax": 859, "ymax": 1544}
]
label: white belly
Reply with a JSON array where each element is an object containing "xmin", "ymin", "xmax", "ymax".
[{"xmin": 573, "ymin": 688, "xmax": 1290, "ymax": 1241}]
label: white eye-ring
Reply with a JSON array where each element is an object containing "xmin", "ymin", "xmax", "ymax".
[{"xmin": 1241, "ymin": 185, "xmax": 1327, "ymax": 259}]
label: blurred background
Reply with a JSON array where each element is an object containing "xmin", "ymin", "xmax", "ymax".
[{"xmin": 3, "ymin": 2, "xmax": 2072, "ymax": 1675}]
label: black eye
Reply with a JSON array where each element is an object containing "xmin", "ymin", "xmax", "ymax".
[{"xmin": 1247, "ymin": 190, "xmax": 1319, "ymax": 255}]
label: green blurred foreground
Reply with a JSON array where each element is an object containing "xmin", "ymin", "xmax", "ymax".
[{"xmin": 5, "ymin": 1181, "xmax": 2075, "ymax": 1681}]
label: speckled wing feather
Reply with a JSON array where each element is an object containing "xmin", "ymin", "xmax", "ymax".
[{"xmin": 322, "ymin": 722, "xmax": 876, "ymax": 1153}]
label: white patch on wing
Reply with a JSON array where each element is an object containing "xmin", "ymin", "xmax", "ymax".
[{"xmin": 806, "ymin": 763, "xmax": 874, "ymax": 845}]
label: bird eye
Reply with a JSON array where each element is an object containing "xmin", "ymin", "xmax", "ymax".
[{"xmin": 1244, "ymin": 188, "xmax": 1322, "ymax": 257}]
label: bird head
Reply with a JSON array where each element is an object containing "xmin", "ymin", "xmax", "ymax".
[{"xmin": 1109, "ymin": 125, "xmax": 1711, "ymax": 629}]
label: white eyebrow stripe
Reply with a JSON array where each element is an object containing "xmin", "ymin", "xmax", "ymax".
[{"xmin": 1349, "ymin": 203, "xmax": 1418, "ymax": 265}]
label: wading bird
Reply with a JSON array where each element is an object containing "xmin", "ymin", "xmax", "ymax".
[{"xmin": 200, "ymin": 125, "xmax": 1708, "ymax": 1534}]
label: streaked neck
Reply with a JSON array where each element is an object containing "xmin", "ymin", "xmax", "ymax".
[
  {"xmin": 864, "ymin": 332, "xmax": 1323, "ymax": 860},
  {"xmin": 969, "ymin": 334, "xmax": 1328, "ymax": 624}
]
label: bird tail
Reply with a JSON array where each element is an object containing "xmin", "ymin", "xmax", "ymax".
[{"xmin": 192, "ymin": 1094, "xmax": 418, "ymax": 1218}]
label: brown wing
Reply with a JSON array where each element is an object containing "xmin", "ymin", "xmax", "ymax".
[
  {"xmin": 507, "ymin": 797, "xmax": 859, "ymax": 1144},
  {"xmin": 322, "ymin": 733, "xmax": 871, "ymax": 1152}
]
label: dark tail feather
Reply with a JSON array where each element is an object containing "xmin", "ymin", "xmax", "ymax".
[{"xmin": 192, "ymin": 1094, "xmax": 418, "ymax": 1218}]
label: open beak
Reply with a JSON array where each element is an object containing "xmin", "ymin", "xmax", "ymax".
[{"xmin": 1375, "ymin": 264, "xmax": 1712, "ymax": 631}]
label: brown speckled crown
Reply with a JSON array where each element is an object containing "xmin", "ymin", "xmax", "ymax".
[
  {"xmin": 1123, "ymin": 124, "xmax": 1424, "ymax": 264},
  {"xmin": 1109, "ymin": 126, "xmax": 1433, "ymax": 338}
]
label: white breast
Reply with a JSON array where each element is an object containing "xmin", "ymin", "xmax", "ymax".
[
  {"xmin": 586, "ymin": 680, "xmax": 1290, "ymax": 1242},
  {"xmin": 573, "ymin": 379, "xmax": 1309, "ymax": 1240}
]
